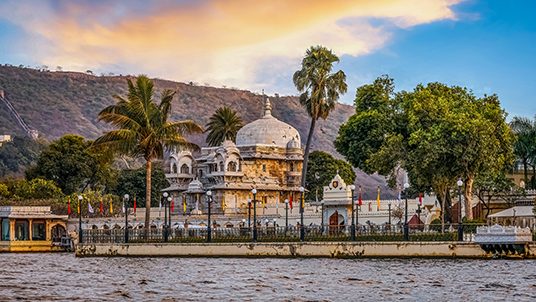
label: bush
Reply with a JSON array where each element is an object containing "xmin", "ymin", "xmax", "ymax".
[{"xmin": 429, "ymin": 218, "xmax": 442, "ymax": 232}]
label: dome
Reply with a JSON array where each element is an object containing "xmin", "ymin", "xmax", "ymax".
[
  {"xmin": 287, "ymin": 137, "xmax": 300, "ymax": 149},
  {"xmin": 236, "ymin": 98, "xmax": 301, "ymax": 148}
]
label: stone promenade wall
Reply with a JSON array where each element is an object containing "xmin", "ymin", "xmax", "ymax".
[{"xmin": 75, "ymin": 242, "xmax": 536, "ymax": 258}]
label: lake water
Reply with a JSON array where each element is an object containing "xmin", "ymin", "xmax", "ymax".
[{"xmin": 1, "ymin": 254, "xmax": 535, "ymax": 301}]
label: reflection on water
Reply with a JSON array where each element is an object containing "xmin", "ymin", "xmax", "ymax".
[{"xmin": 0, "ymin": 254, "xmax": 535, "ymax": 301}]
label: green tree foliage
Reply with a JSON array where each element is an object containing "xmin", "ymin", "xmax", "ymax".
[
  {"xmin": 305, "ymin": 151, "xmax": 356, "ymax": 202},
  {"xmin": 0, "ymin": 136, "xmax": 44, "ymax": 177},
  {"xmin": 111, "ymin": 164, "xmax": 169, "ymax": 208},
  {"xmin": 293, "ymin": 46, "xmax": 347, "ymax": 188},
  {"xmin": 0, "ymin": 183, "xmax": 8, "ymax": 197},
  {"xmin": 336, "ymin": 78, "xmax": 514, "ymax": 221},
  {"xmin": 205, "ymin": 106, "xmax": 243, "ymax": 146},
  {"xmin": 335, "ymin": 76, "xmax": 397, "ymax": 174},
  {"xmin": 1, "ymin": 178, "xmax": 63, "ymax": 200},
  {"xmin": 510, "ymin": 116, "xmax": 536, "ymax": 189},
  {"xmin": 25, "ymin": 135, "xmax": 114, "ymax": 195},
  {"xmin": 94, "ymin": 75, "xmax": 203, "ymax": 229}
]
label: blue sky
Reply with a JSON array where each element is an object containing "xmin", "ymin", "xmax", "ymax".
[
  {"xmin": 0, "ymin": 0, "xmax": 534, "ymax": 118},
  {"xmin": 338, "ymin": 0, "xmax": 536, "ymax": 118}
]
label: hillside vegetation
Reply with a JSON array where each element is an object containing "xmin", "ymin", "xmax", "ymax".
[{"xmin": 0, "ymin": 65, "xmax": 390, "ymax": 197}]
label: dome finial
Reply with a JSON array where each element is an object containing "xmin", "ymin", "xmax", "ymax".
[{"xmin": 263, "ymin": 94, "xmax": 272, "ymax": 118}]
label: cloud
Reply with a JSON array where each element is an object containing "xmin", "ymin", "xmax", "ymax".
[{"xmin": 0, "ymin": 0, "xmax": 463, "ymax": 95}]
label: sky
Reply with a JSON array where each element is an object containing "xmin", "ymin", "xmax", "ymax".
[{"xmin": 0, "ymin": 0, "xmax": 534, "ymax": 118}]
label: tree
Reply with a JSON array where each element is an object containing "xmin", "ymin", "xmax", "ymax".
[
  {"xmin": 510, "ymin": 116, "xmax": 536, "ymax": 189},
  {"xmin": 305, "ymin": 151, "xmax": 356, "ymax": 202},
  {"xmin": 293, "ymin": 46, "xmax": 347, "ymax": 188},
  {"xmin": 94, "ymin": 75, "xmax": 203, "ymax": 230},
  {"xmin": 111, "ymin": 164, "xmax": 169, "ymax": 207},
  {"xmin": 0, "ymin": 136, "xmax": 44, "ymax": 177},
  {"xmin": 205, "ymin": 106, "xmax": 243, "ymax": 146},
  {"xmin": 1, "ymin": 178, "xmax": 62, "ymax": 200},
  {"xmin": 25, "ymin": 135, "xmax": 110, "ymax": 194},
  {"xmin": 336, "ymin": 78, "xmax": 514, "ymax": 222}
]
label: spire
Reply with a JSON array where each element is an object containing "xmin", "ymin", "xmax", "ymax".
[{"xmin": 263, "ymin": 95, "xmax": 272, "ymax": 117}]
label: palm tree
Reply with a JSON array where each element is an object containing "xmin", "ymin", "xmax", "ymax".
[
  {"xmin": 94, "ymin": 75, "xmax": 203, "ymax": 230},
  {"xmin": 205, "ymin": 106, "xmax": 243, "ymax": 146},
  {"xmin": 510, "ymin": 115, "xmax": 536, "ymax": 188},
  {"xmin": 293, "ymin": 46, "xmax": 348, "ymax": 187}
]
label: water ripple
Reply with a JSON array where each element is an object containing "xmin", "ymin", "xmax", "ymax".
[{"xmin": 0, "ymin": 254, "xmax": 535, "ymax": 301}]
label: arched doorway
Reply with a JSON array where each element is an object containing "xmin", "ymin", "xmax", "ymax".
[
  {"xmin": 329, "ymin": 211, "xmax": 345, "ymax": 234},
  {"xmin": 51, "ymin": 224, "xmax": 66, "ymax": 243}
]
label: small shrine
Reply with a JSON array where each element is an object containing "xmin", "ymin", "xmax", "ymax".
[{"xmin": 321, "ymin": 173, "xmax": 353, "ymax": 229}]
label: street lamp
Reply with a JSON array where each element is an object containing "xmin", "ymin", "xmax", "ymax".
[
  {"xmin": 284, "ymin": 199, "xmax": 289, "ymax": 231},
  {"xmin": 457, "ymin": 178, "xmax": 463, "ymax": 241},
  {"xmin": 403, "ymin": 182, "xmax": 410, "ymax": 241},
  {"xmin": 247, "ymin": 198, "xmax": 252, "ymax": 229},
  {"xmin": 206, "ymin": 190, "xmax": 212, "ymax": 242},
  {"xmin": 299, "ymin": 186, "xmax": 305, "ymax": 241},
  {"xmin": 320, "ymin": 200, "xmax": 325, "ymax": 233},
  {"xmin": 349, "ymin": 184, "xmax": 356, "ymax": 241},
  {"xmin": 163, "ymin": 192, "xmax": 169, "ymax": 242},
  {"xmin": 167, "ymin": 196, "xmax": 172, "ymax": 238},
  {"xmin": 252, "ymin": 188, "xmax": 258, "ymax": 242},
  {"xmin": 124, "ymin": 194, "xmax": 129, "ymax": 243},
  {"xmin": 78, "ymin": 195, "xmax": 83, "ymax": 245},
  {"xmin": 388, "ymin": 199, "xmax": 392, "ymax": 227}
]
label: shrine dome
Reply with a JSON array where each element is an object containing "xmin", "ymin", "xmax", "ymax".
[{"xmin": 236, "ymin": 98, "xmax": 301, "ymax": 149}]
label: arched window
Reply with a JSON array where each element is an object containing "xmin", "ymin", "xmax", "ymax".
[
  {"xmin": 227, "ymin": 161, "xmax": 237, "ymax": 172},
  {"xmin": 219, "ymin": 162, "xmax": 224, "ymax": 172},
  {"xmin": 262, "ymin": 164, "xmax": 267, "ymax": 172},
  {"xmin": 199, "ymin": 169, "xmax": 204, "ymax": 178},
  {"xmin": 172, "ymin": 164, "xmax": 178, "ymax": 174},
  {"xmin": 289, "ymin": 162, "xmax": 294, "ymax": 172},
  {"xmin": 180, "ymin": 164, "xmax": 190, "ymax": 174}
]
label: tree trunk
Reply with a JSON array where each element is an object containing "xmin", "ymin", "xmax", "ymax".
[
  {"xmin": 525, "ymin": 165, "xmax": 536, "ymax": 190},
  {"xmin": 438, "ymin": 189, "xmax": 446, "ymax": 233},
  {"xmin": 300, "ymin": 118, "xmax": 317, "ymax": 188},
  {"xmin": 145, "ymin": 160, "xmax": 152, "ymax": 231},
  {"xmin": 523, "ymin": 160, "xmax": 528, "ymax": 185},
  {"xmin": 464, "ymin": 177, "xmax": 474, "ymax": 220}
]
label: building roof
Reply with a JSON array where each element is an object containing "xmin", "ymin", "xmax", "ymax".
[
  {"xmin": 488, "ymin": 206, "xmax": 535, "ymax": 218},
  {"xmin": 236, "ymin": 98, "xmax": 301, "ymax": 149},
  {"xmin": 0, "ymin": 206, "xmax": 68, "ymax": 220}
]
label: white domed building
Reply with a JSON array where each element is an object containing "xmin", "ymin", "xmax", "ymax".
[{"xmin": 165, "ymin": 98, "xmax": 303, "ymax": 214}]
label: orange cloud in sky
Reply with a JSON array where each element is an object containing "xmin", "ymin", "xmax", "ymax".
[{"xmin": 0, "ymin": 0, "xmax": 463, "ymax": 94}]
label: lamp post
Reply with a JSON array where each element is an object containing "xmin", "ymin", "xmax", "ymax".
[
  {"xmin": 403, "ymin": 182, "xmax": 410, "ymax": 241},
  {"xmin": 206, "ymin": 190, "xmax": 212, "ymax": 243},
  {"xmin": 349, "ymin": 184, "xmax": 356, "ymax": 241},
  {"xmin": 457, "ymin": 178, "xmax": 463, "ymax": 241},
  {"xmin": 320, "ymin": 200, "xmax": 325, "ymax": 233},
  {"xmin": 163, "ymin": 192, "xmax": 169, "ymax": 242},
  {"xmin": 252, "ymin": 188, "xmax": 257, "ymax": 242},
  {"xmin": 388, "ymin": 199, "xmax": 392, "ymax": 227},
  {"xmin": 299, "ymin": 186, "xmax": 305, "ymax": 241},
  {"xmin": 247, "ymin": 198, "xmax": 251, "ymax": 229},
  {"xmin": 124, "ymin": 194, "xmax": 129, "ymax": 243},
  {"xmin": 167, "ymin": 196, "xmax": 172, "ymax": 238},
  {"xmin": 78, "ymin": 195, "xmax": 83, "ymax": 245},
  {"xmin": 284, "ymin": 199, "xmax": 289, "ymax": 231}
]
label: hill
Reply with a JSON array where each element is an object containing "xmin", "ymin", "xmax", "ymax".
[{"xmin": 0, "ymin": 65, "xmax": 391, "ymax": 198}]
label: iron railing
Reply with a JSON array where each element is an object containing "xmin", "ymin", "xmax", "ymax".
[{"xmin": 80, "ymin": 223, "xmax": 503, "ymax": 244}]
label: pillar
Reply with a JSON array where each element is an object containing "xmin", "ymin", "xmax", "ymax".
[
  {"xmin": 29, "ymin": 219, "xmax": 33, "ymax": 241},
  {"xmin": 9, "ymin": 220, "xmax": 15, "ymax": 241}
]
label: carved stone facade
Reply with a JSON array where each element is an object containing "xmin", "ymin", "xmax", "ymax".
[{"xmin": 165, "ymin": 98, "xmax": 303, "ymax": 214}]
